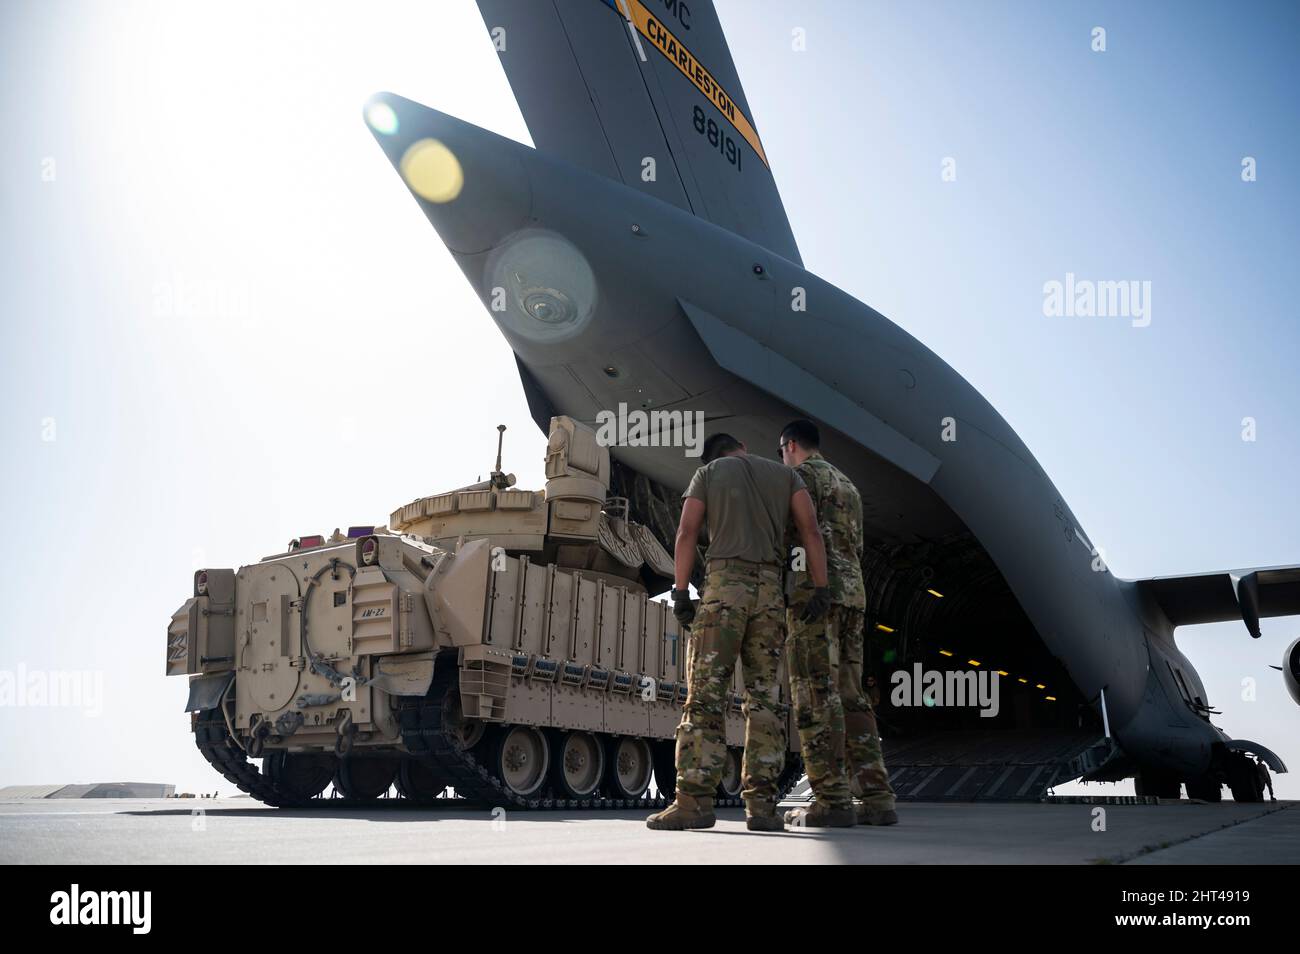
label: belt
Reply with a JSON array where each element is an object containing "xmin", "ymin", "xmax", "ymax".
[{"xmin": 706, "ymin": 558, "xmax": 782, "ymax": 575}]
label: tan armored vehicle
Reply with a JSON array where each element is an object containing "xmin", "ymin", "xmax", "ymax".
[{"xmin": 168, "ymin": 416, "xmax": 801, "ymax": 809}]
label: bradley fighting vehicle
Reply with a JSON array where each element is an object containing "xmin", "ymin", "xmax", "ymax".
[{"xmin": 168, "ymin": 417, "xmax": 802, "ymax": 808}]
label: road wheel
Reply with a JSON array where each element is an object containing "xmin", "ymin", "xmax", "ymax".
[
  {"xmin": 443, "ymin": 688, "xmax": 486, "ymax": 751},
  {"xmin": 652, "ymin": 740, "xmax": 677, "ymax": 800},
  {"xmin": 605, "ymin": 736, "xmax": 653, "ymax": 800},
  {"xmin": 493, "ymin": 725, "xmax": 550, "ymax": 798},
  {"xmin": 550, "ymin": 730, "xmax": 604, "ymax": 799},
  {"xmin": 716, "ymin": 747, "xmax": 743, "ymax": 800}
]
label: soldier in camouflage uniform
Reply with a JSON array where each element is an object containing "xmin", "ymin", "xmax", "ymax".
[
  {"xmin": 780, "ymin": 419, "xmax": 898, "ymax": 827},
  {"xmin": 646, "ymin": 433, "xmax": 830, "ymax": 832}
]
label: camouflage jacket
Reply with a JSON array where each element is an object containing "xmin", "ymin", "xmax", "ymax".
[{"xmin": 787, "ymin": 452, "xmax": 866, "ymax": 609}]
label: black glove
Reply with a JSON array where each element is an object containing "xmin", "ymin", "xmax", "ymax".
[
  {"xmin": 671, "ymin": 587, "xmax": 696, "ymax": 627},
  {"xmin": 800, "ymin": 587, "xmax": 831, "ymax": 623}
]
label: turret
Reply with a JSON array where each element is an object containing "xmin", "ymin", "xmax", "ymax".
[{"xmin": 388, "ymin": 417, "xmax": 673, "ymax": 594}]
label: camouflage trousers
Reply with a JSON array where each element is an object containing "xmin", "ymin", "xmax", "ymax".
[
  {"xmin": 786, "ymin": 603, "xmax": 895, "ymax": 811},
  {"xmin": 675, "ymin": 560, "xmax": 788, "ymax": 809}
]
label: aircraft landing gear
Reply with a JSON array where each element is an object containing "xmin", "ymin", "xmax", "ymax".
[
  {"xmin": 1134, "ymin": 770, "xmax": 1181, "ymax": 800},
  {"xmin": 1184, "ymin": 776, "xmax": 1223, "ymax": 802},
  {"xmin": 1226, "ymin": 753, "xmax": 1268, "ymax": 803}
]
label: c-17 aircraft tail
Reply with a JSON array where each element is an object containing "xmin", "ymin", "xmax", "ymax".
[{"xmin": 477, "ymin": 0, "xmax": 802, "ymax": 265}]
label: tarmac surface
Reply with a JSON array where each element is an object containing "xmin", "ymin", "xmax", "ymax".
[{"xmin": 1, "ymin": 797, "xmax": 1296, "ymax": 864}]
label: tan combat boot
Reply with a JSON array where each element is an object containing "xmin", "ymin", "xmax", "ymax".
[
  {"xmin": 744, "ymin": 799, "xmax": 784, "ymax": 832},
  {"xmin": 856, "ymin": 803, "xmax": 899, "ymax": 826},
  {"xmin": 784, "ymin": 801, "xmax": 858, "ymax": 828},
  {"xmin": 645, "ymin": 793, "xmax": 716, "ymax": 830}
]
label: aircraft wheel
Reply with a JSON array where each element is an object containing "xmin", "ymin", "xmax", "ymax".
[
  {"xmin": 1184, "ymin": 776, "xmax": 1223, "ymax": 802},
  {"xmin": 264, "ymin": 751, "xmax": 336, "ymax": 803},
  {"xmin": 333, "ymin": 756, "xmax": 398, "ymax": 800},
  {"xmin": 1135, "ymin": 771, "xmax": 1181, "ymax": 799},
  {"xmin": 1226, "ymin": 755, "xmax": 1265, "ymax": 803},
  {"xmin": 396, "ymin": 759, "xmax": 447, "ymax": 804}
]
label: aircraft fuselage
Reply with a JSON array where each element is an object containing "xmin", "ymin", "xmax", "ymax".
[{"xmin": 369, "ymin": 94, "xmax": 1225, "ymax": 782}]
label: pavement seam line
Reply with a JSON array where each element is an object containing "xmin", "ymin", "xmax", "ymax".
[{"xmin": 1101, "ymin": 802, "xmax": 1297, "ymax": 865}]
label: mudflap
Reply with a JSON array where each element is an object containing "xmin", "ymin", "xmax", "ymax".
[{"xmin": 185, "ymin": 671, "xmax": 235, "ymax": 712}]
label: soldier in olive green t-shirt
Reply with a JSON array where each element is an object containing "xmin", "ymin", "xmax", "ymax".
[
  {"xmin": 683, "ymin": 451, "xmax": 806, "ymax": 565},
  {"xmin": 646, "ymin": 433, "xmax": 830, "ymax": 833}
]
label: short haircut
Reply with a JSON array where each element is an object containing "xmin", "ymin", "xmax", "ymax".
[
  {"xmin": 702, "ymin": 433, "xmax": 743, "ymax": 463},
  {"xmin": 780, "ymin": 419, "xmax": 820, "ymax": 450}
]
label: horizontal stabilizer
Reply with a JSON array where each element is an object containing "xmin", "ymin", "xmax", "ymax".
[{"xmin": 1134, "ymin": 566, "xmax": 1300, "ymax": 636}]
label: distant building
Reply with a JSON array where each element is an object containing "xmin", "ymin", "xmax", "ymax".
[{"xmin": 0, "ymin": 782, "xmax": 175, "ymax": 799}]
